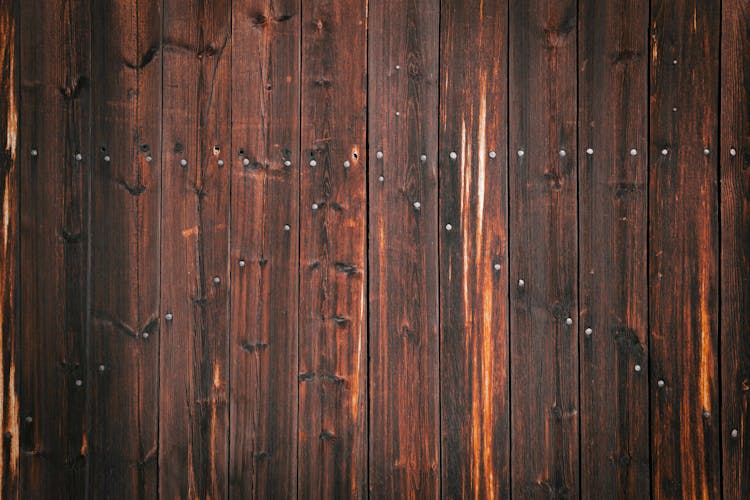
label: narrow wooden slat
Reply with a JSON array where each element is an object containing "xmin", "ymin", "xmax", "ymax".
[
  {"xmin": 88, "ymin": 0, "xmax": 161, "ymax": 496},
  {"xmin": 0, "ymin": 3, "xmax": 18, "ymax": 495},
  {"xmin": 578, "ymin": 0, "xmax": 649, "ymax": 497},
  {"xmin": 298, "ymin": 0, "xmax": 367, "ymax": 497},
  {"xmin": 721, "ymin": 0, "xmax": 750, "ymax": 497},
  {"xmin": 649, "ymin": 1, "xmax": 720, "ymax": 497},
  {"xmin": 368, "ymin": 0, "xmax": 440, "ymax": 496},
  {"xmin": 438, "ymin": 0, "xmax": 509, "ymax": 497},
  {"xmin": 18, "ymin": 1, "xmax": 90, "ymax": 497},
  {"xmin": 229, "ymin": 1, "xmax": 300, "ymax": 496},
  {"xmin": 159, "ymin": 1, "xmax": 231, "ymax": 498},
  {"xmin": 508, "ymin": 0, "xmax": 579, "ymax": 497}
]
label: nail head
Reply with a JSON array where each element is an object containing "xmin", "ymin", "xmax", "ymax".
[
  {"xmin": 75, "ymin": 153, "xmax": 83, "ymax": 161},
  {"xmin": 730, "ymin": 148, "xmax": 737, "ymax": 156},
  {"xmin": 517, "ymin": 150, "xmax": 525, "ymax": 157},
  {"xmin": 413, "ymin": 201, "xmax": 421, "ymax": 210},
  {"xmin": 309, "ymin": 159, "xmax": 317, "ymax": 167},
  {"xmin": 657, "ymin": 379, "xmax": 665, "ymax": 388},
  {"xmin": 634, "ymin": 364, "xmax": 642, "ymax": 372},
  {"xmin": 104, "ymin": 155, "xmax": 111, "ymax": 162},
  {"xmin": 493, "ymin": 263, "xmax": 501, "ymax": 271},
  {"xmin": 420, "ymin": 154, "xmax": 427, "ymax": 162},
  {"xmin": 312, "ymin": 203, "xmax": 319, "ymax": 210},
  {"xmin": 30, "ymin": 149, "xmax": 38, "ymax": 156},
  {"xmin": 703, "ymin": 148, "xmax": 710, "ymax": 156},
  {"xmin": 181, "ymin": 158, "xmax": 189, "ymax": 166},
  {"xmin": 559, "ymin": 149, "xmax": 567, "ymax": 157},
  {"xmin": 284, "ymin": 160, "xmax": 292, "ymax": 167},
  {"xmin": 75, "ymin": 379, "xmax": 83, "ymax": 386},
  {"xmin": 378, "ymin": 175, "xmax": 384, "ymax": 182},
  {"xmin": 565, "ymin": 317, "xmax": 573, "ymax": 325},
  {"xmin": 239, "ymin": 259, "xmax": 246, "ymax": 268},
  {"xmin": 661, "ymin": 148, "xmax": 668, "ymax": 156},
  {"xmin": 518, "ymin": 279, "xmax": 525, "ymax": 287},
  {"xmin": 146, "ymin": 155, "xmax": 153, "ymax": 163},
  {"xmin": 165, "ymin": 313, "xmax": 173, "ymax": 321},
  {"xmin": 376, "ymin": 151, "xmax": 383, "ymax": 159},
  {"xmin": 731, "ymin": 429, "xmax": 739, "ymax": 438},
  {"xmin": 584, "ymin": 327, "xmax": 592, "ymax": 335},
  {"xmin": 213, "ymin": 276, "xmax": 221, "ymax": 285},
  {"xmin": 449, "ymin": 151, "xmax": 457, "ymax": 160},
  {"xmin": 445, "ymin": 223, "xmax": 453, "ymax": 231},
  {"xmin": 489, "ymin": 151, "xmax": 497, "ymax": 159},
  {"xmin": 284, "ymin": 224, "xmax": 291, "ymax": 231},
  {"xmin": 586, "ymin": 148, "xmax": 593, "ymax": 155},
  {"xmin": 217, "ymin": 159, "xmax": 224, "ymax": 167},
  {"xmin": 630, "ymin": 148, "xmax": 638, "ymax": 156},
  {"xmin": 98, "ymin": 364, "xmax": 105, "ymax": 372},
  {"xmin": 343, "ymin": 160, "xmax": 351, "ymax": 168}
]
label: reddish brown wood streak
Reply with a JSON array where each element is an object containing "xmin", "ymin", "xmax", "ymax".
[
  {"xmin": 299, "ymin": 0, "xmax": 368, "ymax": 497},
  {"xmin": 0, "ymin": 2, "xmax": 18, "ymax": 496}
]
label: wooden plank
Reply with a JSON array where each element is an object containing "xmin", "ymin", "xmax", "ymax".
[
  {"xmin": 228, "ymin": 1, "xmax": 299, "ymax": 497},
  {"xmin": 0, "ymin": 2, "xmax": 18, "ymax": 496},
  {"xmin": 578, "ymin": 0, "xmax": 649, "ymax": 497},
  {"xmin": 88, "ymin": 0, "xmax": 161, "ymax": 497},
  {"xmin": 18, "ymin": 0, "xmax": 90, "ymax": 497},
  {"xmin": 649, "ymin": 0, "xmax": 720, "ymax": 497},
  {"xmin": 298, "ymin": 0, "xmax": 367, "ymax": 497},
  {"xmin": 159, "ymin": 2, "xmax": 231, "ymax": 497},
  {"xmin": 508, "ymin": 0, "xmax": 579, "ymax": 497},
  {"xmin": 438, "ymin": 0, "xmax": 509, "ymax": 497},
  {"xmin": 368, "ymin": 0, "xmax": 440, "ymax": 496},
  {"xmin": 721, "ymin": 0, "xmax": 750, "ymax": 497}
]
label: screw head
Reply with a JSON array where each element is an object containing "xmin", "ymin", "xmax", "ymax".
[
  {"xmin": 449, "ymin": 151, "xmax": 457, "ymax": 160},
  {"xmin": 24, "ymin": 416, "xmax": 32, "ymax": 423},
  {"xmin": 98, "ymin": 364, "xmax": 105, "ymax": 372},
  {"xmin": 395, "ymin": 111, "xmax": 400, "ymax": 116},
  {"xmin": 239, "ymin": 259, "xmax": 246, "ymax": 268},
  {"xmin": 703, "ymin": 410, "xmax": 711, "ymax": 419},
  {"xmin": 661, "ymin": 148, "xmax": 668, "ymax": 156},
  {"xmin": 493, "ymin": 263, "xmax": 501, "ymax": 271},
  {"xmin": 657, "ymin": 379, "xmax": 665, "ymax": 388},
  {"xmin": 559, "ymin": 149, "xmax": 567, "ymax": 157},
  {"xmin": 395, "ymin": 64, "xmax": 401, "ymax": 70},
  {"xmin": 104, "ymin": 155, "xmax": 111, "ymax": 162},
  {"xmin": 165, "ymin": 313, "xmax": 173, "ymax": 321},
  {"xmin": 445, "ymin": 223, "xmax": 453, "ymax": 231},
  {"xmin": 672, "ymin": 107, "xmax": 678, "ymax": 112},
  {"xmin": 489, "ymin": 151, "xmax": 497, "ymax": 159},
  {"xmin": 242, "ymin": 158, "xmax": 250, "ymax": 166},
  {"xmin": 309, "ymin": 159, "xmax": 317, "ymax": 167},
  {"xmin": 142, "ymin": 332, "xmax": 149, "ymax": 339},
  {"xmin": 217, "ymin": 159, "xmax": 224, "ymax": 167},
  {"xmin": 378, "ymin": 175, "xmax": 384, "ymax": 182},
  {"xmin": 731, "ymin": 429, "xmax": 739, "ymax": 438},
  {"xmin": 312, "ymin": 203, "xmax": 319, "ymax": 211},
  {"xmin": 75, "ymin": 379, "xmax": 83, "ymax": 386},
  {"xmin": 584, "ymin": 327, "xmax": 592, "ymax": 336},
  {"xmin": 75, "ymin": 153, "xmax": 83, "ymax": 161},
  {"xmin": 420, "ymin": 154, "xmax": 427, "ymax": 162},
  {"xmin": 634, "ymin": 364, "xmax": 642, "ymax": 372},
  {"xmin": 517, "ymin": 150, "xmax": 525, "ymax": 157},
  {"xmin": 376, "ymin": 151, "xmax": 383, "ymax": 159},
  {"xmin": 565, "ymin": 317, "xmax": 573, "ymax": 325},
  {"xmin": 703, "ymin": 148, "xmax": 710, "ymax": 156},
  {"xmin": 281, "ymin": 160, "xmax": 290, "ymax": 167},
  {"xmin": 284, "ymin": 224, "xmax": 291, "ymax": 231},
  {"xmin": 413, "ymin": 201, "xmax": 421, "ymax": 210},
  {"xmin": 630, "ymin": 148, "xmax": 638, "ymax": 156},
  {"xmin": 213, "ymin": 276, "xmax": 221, "ymax": 285},
  {"xmin": 30, "ymin": 148, "xmax": 38, "ymax": 156},
  {"xmin": 518, "ymin": 279, "xmax": 525, "ymax": 287},
  {"xmin": 730, "ymin": 148, "xmax": 737, "ymax": 156},
  {"xmin": 181, "ymin": 158, "xmax": 189, "ymax": 166},
  {"xmin": 672, "ymin": 59, "xmax": 678, "ymax": 65},
  {"xmin": 146, "ymin": 155, "xmax": 153, "ymax": 163},
  {"xmin": 586, "ymin": 148, "xmax": 593, "ymax": 155},
  {"xmin": 343, "ymin": 160, "xmax": 351, "ymax": 168}
]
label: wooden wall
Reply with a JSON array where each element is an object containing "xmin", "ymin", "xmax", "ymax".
[{"xmin": 0, "ymin": 0, "xmax": 748, "ymax": 498}]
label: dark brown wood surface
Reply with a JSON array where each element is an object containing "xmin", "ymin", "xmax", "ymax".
[
  {"xmin": 299, "ymin": 0, "xmax": 368, "ymax": 497},
  {"xmin": 722, "ymin": 0, "xmax": 750, "ymax": 498},
  {"xmin": 439, "ymin": 0, "xmax": 509, "ymax": 498},
  {"xmin": 88, "ymin": 0, "xmax": 161, "ymax": 498},
  {"xmin": 5, "ymin": 1, "xmax": 749, "ymax": 498},
  {"xmin": 650, "ymin": 0, "xmax": 721, "ymax": 498},
  {"xmin": 160, "ymin": 1, "xmax": 231, "ymax": 498},
  {"xmin": 229, "ymin": 0, "xmax": 300, "ymax": 497},
  {"xmin": 0, "ymin": 2, "xmax": 17, "ymax": 497},
  {"xmin": 509, "ymin": 0, "xmax": 579, "ymax": 497},
  {"xmin": 578, "ymin": 0, "xmax": 650, "ymax": 498}
]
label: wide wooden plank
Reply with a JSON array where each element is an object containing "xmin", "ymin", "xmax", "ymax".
[
  {"xmin": 721, "ymin": 0, "xmax": 750, "ymax": 497},
  {"xmin": 18, "ymin": 1, "xmax": 90, "ymax": 497},
  {"xmin": 578, "ymin": 0, "xmax": 649, "ymax": 497},
  {"xmin": 508, "ymin": 0, "xmax": 579, "ymax": 497},
  {"xmin": 649, "ymin": 1, "xmax": 720, "ymax": 498},
  {"xmin": 0, "ymin": 3, "xmax": 18, "ymax": 496},
  {"xmin": 298, "ymin": 0, "xmax": 368, "ymax": 497},
  {"xmin": 88, "ymin": 1, "xmax": 161, "ymax": 497},
  {"xmin": 159, "ymin": 2, "xmax": 231, "ymax": 497},
  {"xmin": 368, "ymin": 0, "xmax": 440, "ymax": 496},
  {"xmin": 438, "ymin": 0, "xmax": 509, "ymax": 497},
  {"xmin": 228, "ymin": 1, "xmax": 300, "ymax": 497}
]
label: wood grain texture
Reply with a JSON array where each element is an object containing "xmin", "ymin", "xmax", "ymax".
[
  {"xmin": 159, "ymin": 2, "xmax": 231, "ymax": 498},
  {"xmin": 578, "ymin": 0, "xmax": 649, "ymax": 497},
  {"xmin": 368, "ymin": 0, "xmax": 440, "ymax": 496},
  {"xmin": 88, "ymin": 0, "xmax": 161, "ymax": 497},
  {"xmin": 438, "ymin": 0, "xmax": 509, "ymax": 497},
  {"xmin": 299, "ymin": 0, "xmax": 368, "ymax": 497},
  {"xmin": 228, "ymin": 0, "xmax": 300, "ymax": 497},
  {"xmin": 508, "ymin": 0, "xmax": 579, "ymax": 497},
  {"xmin": 18, "ymin": 0, "xmax": 90, "ymax": 497},
  {"xmin": 649, "ymin": 1, "xmax": 720, "ymax": 498},
  {"xmin": 721, "ymin": 0, "xmax": 750, "ymax": 497},
  {"xmin": 0, "ymin": 2, "xmax": 18, "ymax": 496}
]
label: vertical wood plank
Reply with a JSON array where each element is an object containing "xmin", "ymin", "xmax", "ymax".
[
  {"xmin": 229, "ymin": 0, "xmax": 300, "ymax": 496},
  {"xmin": 89, "ymin": 0, "xmax": 161, "ymax": 497},
  {"xmin": 578, "ymin": 0, "xmax": 649, "ymax": 497},
  {"xmin": 649, "ymin": 1, "xmax": 720, "ymax": 498},
  {"xmin": 438, "ymin": 0, "xmax": 509, "ymax": 497},
  {"xmin": 508, "ymin": 0, "xmax": 579, "ymax": 497},
  {"xmin": 18, "ymin": 0, "xmax": 90, "ymax": 497},
  {"xmin": 0, "ymin": 2, "xmax": 18, "ymax": 495},
  {"xmin": 159, "ymin": 2, "xmax": 231, "ymax": 498},
  {"xmin": 721, "ymin": 0, "xmax": 750, "ymax": 497},
  {"xmin": 368, "ymin": 0, "xmax": 440, "ymax": 496},
  {"xmin": 299, "ymin": 0, "xmax": 368, "ymax": 497}
]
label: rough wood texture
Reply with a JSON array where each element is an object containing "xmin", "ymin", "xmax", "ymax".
[
  {"xmin": 649, "ymin": 1, "xmax": 721, "ymax": 498},
  {"xmin": 721, "ymin": 0, "xmax": 750, "ymax": 497},
  {"xmin": 88, "ymin": 0, "xmax": 161, "ymax": 497},
  {"xmin": 18, "ymin": 0, "xmax": 90, "ymax": 497},
  {"xmin": 578, "ymin": 0, "xmax": 649, "ymax": 497},
  {"xmin": 299, "ymin": 0, "xmax": 368, "ymax": 497},
  {"xmin": 0, "ymin": 2, "xmax": 18, "ymax": 496},
  {"xmin": 159, "ymin": 2, "xmax": 231, "ymax": 498},
  {"xmin": 509, "ymin": 0, "xmax": 579, "ymax": 498},
  {"xmin": 438, "ymin": 0, "xmax": 509, "ymax": 498},
  {"xmin": 229, "ymin": 1, "xmax": 300, "ymax": 497}
]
